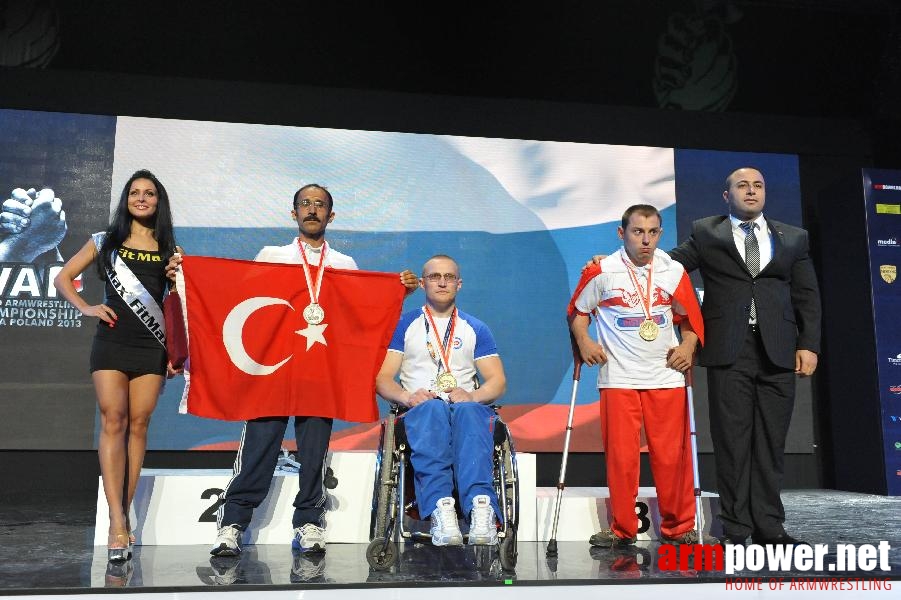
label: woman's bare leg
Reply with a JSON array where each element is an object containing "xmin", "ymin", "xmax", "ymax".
[
  {"xmin": 93, "ymin": 370, "xmax": 131, "ymax": 544},
  {"xmin": 123, "ymin": 374, "xmax": 163, "ymax": 512}
]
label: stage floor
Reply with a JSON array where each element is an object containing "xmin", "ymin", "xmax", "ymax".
[{"xmin": 0, "ymin": 490, "xmax": 898, "ymax": 594}]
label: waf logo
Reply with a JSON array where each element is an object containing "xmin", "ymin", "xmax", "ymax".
[
  {"xmin": 881, "ymin": 265, "xmax": 897, "ymax": 283},
  {"xmin": 890, "ymin": 385, "xmax": 901, "ymax": 395}
]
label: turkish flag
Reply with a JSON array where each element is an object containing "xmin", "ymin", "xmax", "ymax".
[{"xmin": 176, "ymin": 255, "xmax": 406, "ymax": 422}]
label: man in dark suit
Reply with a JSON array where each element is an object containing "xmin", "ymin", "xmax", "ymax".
[{"xmin": 668, "ymin": 167, "xmax": 821, "ymax": 547}]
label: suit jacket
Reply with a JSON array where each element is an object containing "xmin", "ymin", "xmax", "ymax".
[{"xmin": 669, "ymin": 215, "xmax": 821, "ymax": 370}]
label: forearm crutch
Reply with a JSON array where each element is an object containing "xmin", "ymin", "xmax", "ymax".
[
  {"xmin": 545, "ymin": 336, "xmax": 582, "ymax": 558},
  {"xmin": 685, "ymin": 366, "xmax": 705, "ymax": 539}
]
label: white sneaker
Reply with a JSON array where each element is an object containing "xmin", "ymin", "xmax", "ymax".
[
  {"xmin": 292, "ymin": 523, "xmax": 326, "ymax": 554},
  {"xmin": 468, "ymin": 494, "xmax": 498, "ymax": 545},
  {"xmin": 430, "ymin": 497, "xmax": 464, "ymax": 546},
  {"xmin": 211, "ymin": 524, "xmax": 242, "ymax": 556}
]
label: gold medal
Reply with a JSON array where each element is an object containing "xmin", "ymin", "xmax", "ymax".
[
  {"xmin": 622, "ymin": 253, "xmax": 660, "ymax": 343},
  {"xmin": 424, "ymin": 306, "xmax": 459, "ymax": 394},
  {"xmin": 638, "ymin": 318, "xmax": 659, "ymax": 341},
  {"xmin": 303, "ymin": 302, "xmax": 324, "ymax": 325},
  {"xmin": 436, "ymin": 371, "xmax": 458, "ymax": 393}
]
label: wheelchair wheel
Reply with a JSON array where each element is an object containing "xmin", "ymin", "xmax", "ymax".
[
  {"xmin": 373, "ymin": 415, "xmax": 396, "ymax": 539},
  {"xmin": 502, "ymin": 437, "xmax": 519, "ymax": 528},
  {"xmin": 499, "ymin": 526, "xmax": 517, "ymax": 572},
  {"xmin": 366, "ymin": 537, "xmax": 397, "ymax": 570}
]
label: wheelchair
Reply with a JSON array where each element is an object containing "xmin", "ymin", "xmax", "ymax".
[{"xmin": 366, "ymin": 404, "xmax": 519, "ymax": 572}]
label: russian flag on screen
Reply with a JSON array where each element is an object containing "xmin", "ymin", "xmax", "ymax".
[{"xmin": 112, "ymin": 117, "xmax": 681, "ymax": 450}]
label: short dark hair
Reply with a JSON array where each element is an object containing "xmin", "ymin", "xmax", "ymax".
[
  {"xmin": 621, "ymin": 204, "xmax": 662, "ymax": 230},
  {"xmin": 724, "ymin": 167, "xmax": 764, "ymax": 191},
  {"xmin": 293, "ymin": 183, "xmax": 333, "ymax": 211}
]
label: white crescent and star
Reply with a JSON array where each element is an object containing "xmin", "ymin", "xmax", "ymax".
[
  {"xmin": 222, "ymin": 296, "xmax": 328, "ymax": 376},
  {"xmin": 296, "ymin": 323, "xmax": 328, "ymax": 350}
]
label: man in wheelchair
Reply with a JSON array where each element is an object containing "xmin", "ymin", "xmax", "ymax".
[{"xmin": 376, "ymin": 254, "xmax": 507, "ymax": 547}]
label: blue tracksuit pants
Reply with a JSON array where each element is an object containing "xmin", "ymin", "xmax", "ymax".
[{"xmin": 403, "ymin": 399, "xmax": 500, "ymax": 522}]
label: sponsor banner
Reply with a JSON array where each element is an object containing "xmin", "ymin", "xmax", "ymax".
[{"xmin": 862, "ymin": 168, "xmax": 901, "ymax": 495}]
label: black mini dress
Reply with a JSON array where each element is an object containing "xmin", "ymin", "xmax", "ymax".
[{"xmin": 90, "ymin": 246, "xmax": 168, "ymax": 376}]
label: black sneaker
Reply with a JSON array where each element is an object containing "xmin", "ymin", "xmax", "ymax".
[
  {"xmin": 718, "ymin": 533, "xmax": 747, "ymax": 545},
  {"xmin": 750, "ymin": 532, "xmax": 809, "ymax": 547}
]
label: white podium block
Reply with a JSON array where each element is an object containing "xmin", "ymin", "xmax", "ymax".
[
  {"xmin": 535, "ymin": 486, "xmax": 721, "ymax": 542},
  {"xmin": 94, "ymin": 451, "xmax": 538, "ymax": 546},
  {"xmin": 95, "ymin": 451, "xmax": 377, "ymax": 545}
]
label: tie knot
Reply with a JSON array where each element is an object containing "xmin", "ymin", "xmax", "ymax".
[{"xmin": 740, "ymin": 221, "xmax": 756, "ymax": 235}]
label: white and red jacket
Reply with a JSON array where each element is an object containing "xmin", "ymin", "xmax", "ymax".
[{"xmin": 568, "ymin": 248, "xmax": 704, "ymax": 389}]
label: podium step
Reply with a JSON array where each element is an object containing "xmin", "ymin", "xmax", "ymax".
[
  {"xmin": 94, "ymin": 452, "xmax": 537, "ymax": 545},
  {"xmin": 95, "ymin": 455, "xmax": 719, "ymax": 545},
  {"xmin": 535, "ymin": 486, "xmax": 722, "ymax": 542}
]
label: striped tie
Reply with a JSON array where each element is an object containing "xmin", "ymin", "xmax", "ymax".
[{"xmin": 740, "ymin": 221, "xmax": 759, "ymax": 321}]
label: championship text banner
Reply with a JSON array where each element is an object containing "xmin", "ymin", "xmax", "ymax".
[{"xmin": 177, "ymin": 256, "xmax": 406, "ymax": 422}]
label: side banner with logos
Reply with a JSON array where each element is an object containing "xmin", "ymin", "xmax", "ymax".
[{"xmin": 862, "ymin": 168, "xmax": 901, "ymax": 495}]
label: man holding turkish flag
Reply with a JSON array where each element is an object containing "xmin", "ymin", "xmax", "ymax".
[
  {"xmin": 177, "ymin": 256, "xmax": 406, "ymax": 422},
  {"xmin": 168, "ymin": 183, "xmax": 418, "ymax": 560}
]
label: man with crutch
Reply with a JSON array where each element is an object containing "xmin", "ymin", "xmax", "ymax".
[{"xmin": 567, "ymin": 204, "xmax": 709, "ymax": 548}]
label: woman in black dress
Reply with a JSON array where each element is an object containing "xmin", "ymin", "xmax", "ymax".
[{"xmin": 55, "ymin": 170, "xmax": 179, "ymax": 562}]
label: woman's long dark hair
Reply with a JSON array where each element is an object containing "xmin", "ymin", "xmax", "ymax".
[{"xmin": 96, "ymin": 169, "xmax": 177, "ymax": 278}]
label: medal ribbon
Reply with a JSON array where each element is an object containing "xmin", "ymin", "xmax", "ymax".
[
  {"xmin": 621, "ymin": 251, "xmax": 654, "ymax": 321},
  {"xmin": 297, "ymin": 239, "xmax": 328, "ymax": 306},
  {"xmin": 424, "ymin": 306, "xmax": 457, "ymax": 375}
]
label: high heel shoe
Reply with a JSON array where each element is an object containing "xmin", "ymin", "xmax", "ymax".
[
  {"xmin": 108, "ymin": 533, "xmax": 132, "ymax": 563},
  {"xmin": 125, "ymin": 516, "xmax": 136, "ymax": 545}
]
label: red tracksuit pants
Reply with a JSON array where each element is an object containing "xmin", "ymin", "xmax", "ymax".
[{"xmin": 600, "ymin": 387, "xmax": 695, "ymax": 539}]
